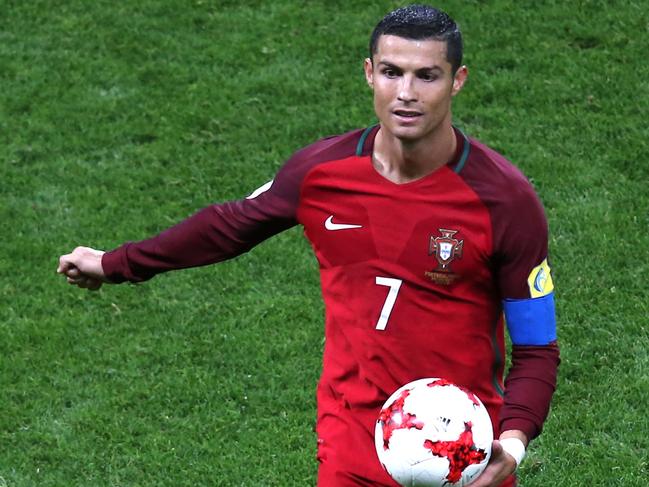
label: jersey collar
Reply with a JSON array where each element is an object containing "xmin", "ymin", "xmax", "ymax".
[{"xmin": 355, "ymin": 124, "xmax": 471, "ymax": 175}]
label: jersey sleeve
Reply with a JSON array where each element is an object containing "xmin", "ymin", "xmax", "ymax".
[
  {"xmin": 102, "ymin": 158, "xmax": 304, "ymax": 283},
  {"xmin": 492, "ymin": 181, "xmax": 560, "ymax": 440},
  {"xmin": 496, "ymin": 184, "xmax": 557, "ymax": 346},
  {"xmin": 493, "ymin": 182, "xmax": 550, "ymax": 299},
  {"xmin": 500, "ymin": 342, "xmax": 560, "ymax": 440}
]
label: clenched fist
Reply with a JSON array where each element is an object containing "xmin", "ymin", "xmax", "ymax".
[{"xmin": 57, "ymin": 246, "xmax": 109, "ymax": 290}]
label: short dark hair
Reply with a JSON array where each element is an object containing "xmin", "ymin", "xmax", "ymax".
[{"xmin": 369, "ymin": 4, "xmax": 463, "ymax": 73}]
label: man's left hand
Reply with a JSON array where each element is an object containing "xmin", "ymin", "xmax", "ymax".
[{"xmin": 466, "ymin": 439, "xmax": 517, "ymax": 487}]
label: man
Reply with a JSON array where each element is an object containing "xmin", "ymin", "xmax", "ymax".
[{"xmin": 58, "ymin": 5, "xmax": 559, "ymax": 486}]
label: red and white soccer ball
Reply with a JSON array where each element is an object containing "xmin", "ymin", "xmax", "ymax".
[{"xmin": 375, "ymin": 378, "xmax": 493, "ymax": 487}]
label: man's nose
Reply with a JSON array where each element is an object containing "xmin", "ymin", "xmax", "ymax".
[{"xmin": 397, "ymin": 75, "xmax": 417, "ymax": 102}]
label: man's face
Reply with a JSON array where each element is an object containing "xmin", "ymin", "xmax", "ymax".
[{"xmin": 364, "ymin": 35, "xmax": 467, "ymax": 143}]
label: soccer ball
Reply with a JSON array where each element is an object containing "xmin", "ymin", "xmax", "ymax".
[{"xmin": 375, "ymin": 378, "xmax": 493, "ymax": 487}]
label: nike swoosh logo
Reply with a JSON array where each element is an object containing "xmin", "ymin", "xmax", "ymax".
[{"xmin": 325, "ymin": 215, "xmax": 363, "ymax": 231}]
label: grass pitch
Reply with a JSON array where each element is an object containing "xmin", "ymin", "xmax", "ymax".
[{"xmin": 1, "ymin": 1, "xmax": 648, "ymax": 485}]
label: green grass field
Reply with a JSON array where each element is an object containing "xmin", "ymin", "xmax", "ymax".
[{"xmin": 1, "ymin": 0, "xmax": 648, "ymax": 485}]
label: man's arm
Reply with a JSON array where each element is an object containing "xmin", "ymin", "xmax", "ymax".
[
  {"xmin": 99, "ymin": 198, "xmax": 296, "ymax": 284},
  {"xmin": 468, "ymin": 341, "xmax": 559, "ymax": 486},
  {"xmin": 500, "ymin": 342, "xmax": 560, "ymax": 439},
  {"xmin": 57, "ymin": 189, "xmax": 296, "ymax": 289},
  {"xmin": 469, "ymin": 164, "xmax": 559, "ymax": 486},
  {"xmin": 55, "ymin": 134, "xmax": 335, "ymax": 289}
]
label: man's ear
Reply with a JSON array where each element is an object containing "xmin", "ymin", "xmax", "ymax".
[
  {"xmin": 452, "ymin": 65, "xmax": 468, "ymax": 96},
  {"xmin": 364, "ymin": 58, "xmax": 374, "ymax": 88}
]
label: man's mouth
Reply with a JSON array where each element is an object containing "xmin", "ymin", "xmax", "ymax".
[{"xmin": 393, "ymin": 109, "xmax": 422, "ymax": 118}]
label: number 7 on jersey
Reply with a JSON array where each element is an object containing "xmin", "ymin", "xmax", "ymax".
[{"xmin": 375, "ymin": 277, "xmax": 403, "ymax": 330}]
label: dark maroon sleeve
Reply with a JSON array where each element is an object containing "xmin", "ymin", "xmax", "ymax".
[
  {"xmin": 490, "ymin": 180, "xmax": 558, "ymax": 440},
  {"xmin": 458, "ymin": 139, "xmax": 559, "ymax": 441},
  {"xmin": 101, "ymin": 131, "xmax": 362, "ymax": 283},
  {"xmin": 101, "ymin": 198, "xmax": 295, "ymax": 283},
  {"xmin": 489, "ymin": 163, "xmax": 559, "ymax": 440},
  {"xmin": 101, "ymin": 154, "xmax": 303, "ymax": 283},
  {"xmin": 499, "ymin": 343, "xmax": 560, "ymax": 440}
]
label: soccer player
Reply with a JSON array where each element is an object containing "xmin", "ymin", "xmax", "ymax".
[{"xmin": 57, "ymin": 5, "xmax": 559, "ymax": 487}]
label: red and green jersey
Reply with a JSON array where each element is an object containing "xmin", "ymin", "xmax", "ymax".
[{"xmin": 103, "ymin": 126, "xmax": 559, "ymax": 487}]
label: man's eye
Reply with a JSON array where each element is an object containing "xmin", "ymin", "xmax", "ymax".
[
  {"xmin": 420, "ymin": 73, "xmax": 438, "ymax": 82},
  {"xmin": 383, "ymin": 69, "xmax": 399, "ymax": 78}
]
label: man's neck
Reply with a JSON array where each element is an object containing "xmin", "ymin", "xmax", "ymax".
[{"xmin": 372, "ymin": 124, "xmax": 457, "ymax": 184}]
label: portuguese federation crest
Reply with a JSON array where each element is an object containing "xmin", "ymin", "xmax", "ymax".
[{"xmin": 426, "ymin": 229, "xmax": 464, "ymax": 285}]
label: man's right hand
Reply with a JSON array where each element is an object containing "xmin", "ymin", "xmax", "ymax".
[{"xmin": 57, "ymin": 246, "xmax": 109, "ymax": 291}]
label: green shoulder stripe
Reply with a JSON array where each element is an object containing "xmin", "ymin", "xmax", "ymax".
[
  {"xmin": 453, "ymin": 129, "xmax": 471, "ymax": 174},
  {"xmin": 355, "ymin": 125, "xmax": 376, "ymax": 156}
]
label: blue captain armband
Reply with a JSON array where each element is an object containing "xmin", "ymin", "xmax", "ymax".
[{"xmin": 503, "ymin": 292, "xmax": 557, "ymax": 346}]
